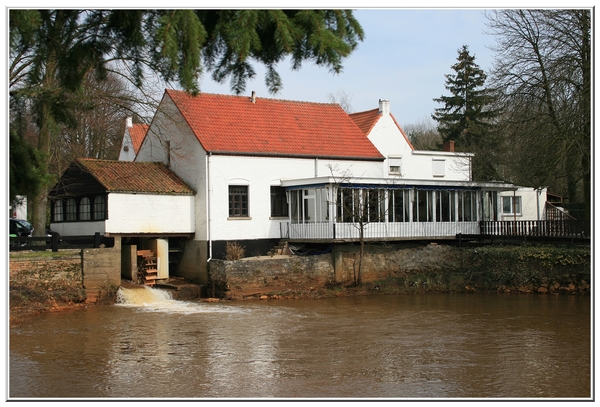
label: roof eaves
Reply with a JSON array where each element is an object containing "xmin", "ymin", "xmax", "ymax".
[
  {"xmin": 209, "ymin": 150, "xmax": 385, "ymax": 161},
  {"xmin": 74, "ymin": 158, "xmax": 108, "ymax": 189},
  {"xmin": 389, "ymin": 113, "xmax": 415, "ymax": 150},
  {"xmin": 164, "ymin": 89, "xmax": 209, "ymax": 152}
]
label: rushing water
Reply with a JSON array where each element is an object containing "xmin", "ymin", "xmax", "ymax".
[{"xmin": 9, "ymin": 287, "xmax": 591, "ymax": 399}]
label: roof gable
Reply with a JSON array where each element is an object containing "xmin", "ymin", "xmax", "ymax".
[
  {"xmin": 129, "ymin": 123, "xmax": 149, "ymax": 154},
  {"xmin": 350, "ymin": 108, "xmax": 415, "ymax": 151},
  {"xmin": 50, "ymin": 159, "xmax": 195, "ymax": 197},
  {"xmin": 349, "ymin": 108, "xmax": 381, "ymax": 135},
  {"xmin": 164, "ymin": 89, "xmax": 384, "ymax": 161}
]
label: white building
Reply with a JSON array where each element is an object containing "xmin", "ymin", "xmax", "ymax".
[
  {"xmin": 118, "ymin": 117, "xmax": 149, "ymax": 162},
  {"xmin": 50, "ymin": 90, "xmax": 520, "ymax": 285}
]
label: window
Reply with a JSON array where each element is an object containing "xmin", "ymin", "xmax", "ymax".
[
  {"xmin": 458, "ymin": 191, "xmax": 477, "ymax": 221},
  {"xmin": 436, "ymin": 191, "xmax": 455, "ymax": 222},
  {"xmin": 388, "ymin": 156, "xmax": 402, "ymax": 175},
  {"xmin": 388, "ymin": 190, "xmax": 409, "ymax": 222},
  {"xmin": 94, "ymin": 195, "xmax": 106, "ymax": 220},
  {"xmin": 51, "ymin": 195, "xmax": 106, "ymax": 222},
  {"xmin": 270, "ymin": 186, "xmax": 288, "ymax": 217},
  {"xmin": 502, "ymin": 196, "xmax": 522, "ymax": 215},
  {"xmin": 79, "ymin": 197, "xmax": 91, "ymax": 220},
  {"xmin": 432, "ymin": 159, "xmax": 445, "ymax": 177},
  {"xmin": 336, "ymin": 188, "xmax": 362, "ymax": 223},
  {"xmin": 53, "ymin": 200, "xmax": 64, "ymax": 222},
  {"xmin": 66, "ymin": 198, "xmax": 77, "ymax": 221},
  {"xmin": 229, "ymin": 186, "xmax": 249, "ymax": 217},
  {"xmin": 413, "ymin": 190, "xmax": 434, "ymax": 222},
  {"xmin": 366, "ymin": 189, "xmax": 385, "ymax": 222}
]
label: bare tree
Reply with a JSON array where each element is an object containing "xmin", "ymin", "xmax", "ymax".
[
  {"xmin": 51, "ymin": 73, "xmax": 138, "ymax": 175},
  {"xmin": 328, "ymin": 164, "xmax": 393, "ymax": 285},
  {"xmin": 486, "ymin": 9, "xmax": 591, "ymax": 219},
  {"xmin": 403, "ymin": 117, "xmax": 443, "ymax": 151},
  {"xmin": 327, "ymin": 89, "xmax": 354, "ymax": 113}
]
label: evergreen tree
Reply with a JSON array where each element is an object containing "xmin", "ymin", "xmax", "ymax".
[
  {"xmin": 9, "ymin": 9, "xmax": 364, "ymax": 235},
  {"xmin": 432, "ymin": 45, "xmax": 500, "ymax": 181}
]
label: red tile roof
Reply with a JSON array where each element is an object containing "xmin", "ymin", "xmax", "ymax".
[
  {"xmin": 129, "ymin": 123, "xmax": 149, "ymax": 154},
  {"xmin": 349, "ymin": 108, "xmax": 380, "ymax": 135},
  {"xmin": 75, "ymin": 158, "xmax": 194, "ymax": 194},
  {"xmin": 350, "ymin": 108, "xmax": 415, "ymax": 151},
  {"xmin": 165, "ymin": 90, "xmax": 384, "ymax": 161}
]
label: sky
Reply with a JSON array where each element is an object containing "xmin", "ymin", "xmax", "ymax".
[{"xmin": 198, "ymin": 8, "xmax": 498, "ymax": 127}]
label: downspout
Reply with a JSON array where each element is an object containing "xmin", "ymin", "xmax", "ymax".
[
  {"xmin": 513, "ymin": 190, "xmax": 517, "ymax": 222},
  {"xmin": 536, "ymin": 188, "xmax": 540, "ymax": 221},
  {"xmin": 206, "ymin": 152, "xmax": 212, "ymax": 263}
]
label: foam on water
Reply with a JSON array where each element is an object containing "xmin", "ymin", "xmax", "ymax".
[{"xmin": 115, "ymin": 286, "xmax": 240, "ymax": 314}]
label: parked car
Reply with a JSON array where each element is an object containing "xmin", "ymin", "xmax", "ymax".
[{"xmin": 10, "ymin": 218, "xmax": 33, "ymax": 247}]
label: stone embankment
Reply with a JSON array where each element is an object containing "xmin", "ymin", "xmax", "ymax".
[
  {"xmin": 209, "ymin": 242, "xmax": 590, "ymax": 300},
  {"xmin": 9, "ymin": 242, "xmax": 589, "ymax": 325}
]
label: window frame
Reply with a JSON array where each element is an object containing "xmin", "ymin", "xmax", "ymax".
[
  {"xmin": 66, "ymin": 198, "xmax": 77, "ymax": 221},
  {"xmin": 432, "ymin": 159, "xmax": 446, "ymax": 177},
  {"xmin": 79, "ymin": 197, "xmax": 91, "ymax": 220},
  {"xmin": 93, "ymin": 195, "xmax": 107, "ymax": 221},
  {"xmin": 270, "ymin": 186, "xmax": 288, "ymax": 218},
  {"xmin": 502, "ymin": 196, "xmax": 522, "ymax": 216},
  {"xmin": 229, "ymin": 185, "xmax": 249, "ymax": 218},
  {"xmin": 53, "ymin": 200, "xmax": 64, "ymax": 222}
]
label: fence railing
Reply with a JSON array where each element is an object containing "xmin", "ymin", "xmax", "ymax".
[
  {"xmin": 480, "ymin": 220, "xmax": 590, "ymax": 238},
  {"xmin": 9, "ymin": 232, "xmax": 114, "ymax": 252},
  {"xmin": 282, "ymin": 221, "xmax": 479, "ymax": 241},
  {"xmin": 281, "ymin": 219, "xmax": 591, "ymax": 241}
]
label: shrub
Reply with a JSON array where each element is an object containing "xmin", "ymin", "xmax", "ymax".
[{"xmin": 225, "ymin": 241, "xmax": 245, "ymax": 260}]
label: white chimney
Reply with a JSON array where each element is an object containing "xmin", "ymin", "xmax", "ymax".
[
  {"xmin": 126, "ymin": 117, "xmax": 133, "ymax": 128},
  {"xmin": 251, "ymin": 91, "xmax": 257, "ymax": 104},
  {"xmin": 379, "ymin": 99, "xmax": 390, "ymax": 115}
]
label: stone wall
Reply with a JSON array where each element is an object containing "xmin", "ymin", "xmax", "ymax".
[
  {"xmin": 9, "ymin": 237, "xmax": 122, "ymax": 304},
  {"xmin": 209, "ymin": 253, "xmax": 334, "ymax": 295},
  {"xmin": 208, "ymin": 242, "xmax": 590, "ymax": 296},
  {"xmin": 10, "ymin": 252, "xmax": 84, "ymax": 303},
  {"xmin": 81, "ymin": 236, "xmax": 122, "ymax": 302},
  {"xmin": 333, "ymin": 242, "xmax": 457, "ymax": 283},
  {"xmin": 208, "ymin": 242, "xmax": 451, "ymax": 294}
]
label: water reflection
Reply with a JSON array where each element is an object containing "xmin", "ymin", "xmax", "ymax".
[{"xmin": 10, "ymin": 291, "xmax": 591, "ymax": 399}]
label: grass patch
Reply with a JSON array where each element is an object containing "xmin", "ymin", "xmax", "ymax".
[{"xmin": 10, "ymin": 249, "xmax": 80, "ymax": 259}]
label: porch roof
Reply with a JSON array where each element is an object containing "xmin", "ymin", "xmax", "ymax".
[{"xmin": 280, "ymin": 176, "xmax": 518, "ymax": 191}]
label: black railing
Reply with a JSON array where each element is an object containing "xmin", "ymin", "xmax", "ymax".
[
  {"xmin": 9, "ymin": 232, "xmax": 114, "ymax": 252},
  {"xmin": 479, "ymin": 220, "xmax": 590, "ymax": 238}
]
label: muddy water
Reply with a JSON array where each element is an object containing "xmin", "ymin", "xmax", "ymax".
[{"xmin": 9, "ymin": 288, "xmax": 591, "ymax": 399}]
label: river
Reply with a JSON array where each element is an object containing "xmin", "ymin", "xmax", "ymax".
[{"xmin": 9, "ymin": 287, "xmax": 591, "ymax": 400}]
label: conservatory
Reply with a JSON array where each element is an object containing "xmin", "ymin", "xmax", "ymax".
[{"xmin": 280, "ymin": 177, "xmax": 517, "ymax": 242}]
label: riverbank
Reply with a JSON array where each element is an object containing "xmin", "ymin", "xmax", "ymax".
[{"xmin": 9, "ymin": 243, "xmax": 590, "ymax": 327}]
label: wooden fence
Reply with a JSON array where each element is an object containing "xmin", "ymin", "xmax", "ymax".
[
  {"xmin": 479, "ymin": 220, "xmax": 590, "ymax": 239},
  {"xmin": 9, "ymin": 232, "xmax": 114, "ymax": 252}
]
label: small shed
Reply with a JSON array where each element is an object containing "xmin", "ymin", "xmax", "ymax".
[{"xmin": 48, "ymin": 158, "xmax": 196, "ymax": 282}]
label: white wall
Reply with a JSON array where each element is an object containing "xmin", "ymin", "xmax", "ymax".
[
  {"xmin": 366, "ymin": 108, "xmax": 471, "ymax": 181},
  {"xmin": 50, "ymin": 220, "xmax": 106, "ymax": 236},
  {"xmin": 106, "ymin": 193, "xmax": 195, "ymax": 234},
  {"xmin": 207, "ymin": 155, "xmax": 382, "ymax": 241},
  {"xmin": 10, "ymin": 196, "xmax": 27, "ymax": 220},
  {"xmin": 150, "ymin": 238, "xmax": 170, "ymax": 279},
  {"xmin": 499, "ymin": 187, "xmax": 547, "ymax": 221},
  {"xmin": 118, "ymin": 130, "xmax": 136, "ymax": 161},
  {"xmin": 136, "ymin": 94, "xmax": 208, "ymax": 240}
]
